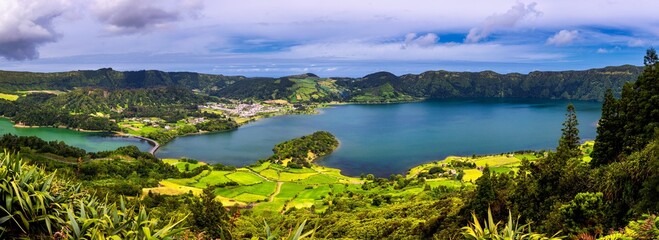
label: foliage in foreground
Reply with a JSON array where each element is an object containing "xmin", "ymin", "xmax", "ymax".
[
  {"xmin": 0, "ymin": 150, "xmax": 185, "ymax": 239},
  {"xmin": 462, "ymin": 208, "xmax": 563, "ymax": 240}
]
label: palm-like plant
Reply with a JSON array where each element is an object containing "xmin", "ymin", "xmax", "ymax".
[
  {"xmin": 462, "ymin": 208, "xmax": 564, "ymax": 240},
  {"xmin": 0, "ymin": 150, "xmax": 79, "ymax": 237},
  {"xmin": 263, "ymin": 219, "xmax": 317, "ymax": 240},
  {"xmin": 0, "ymin": 150, "xmax": 186, "ymax": 239},
  {"xmin": 65, "ymin": 196, "xmax": 186, "ymax": 240}
]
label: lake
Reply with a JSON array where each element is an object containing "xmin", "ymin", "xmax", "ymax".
[
  {"xmin": 156, "ymin": 98, "xmax": 602, "ymax": 177},
  {"xmin": 0, "ymin": 118, "xmax": 153, "ymax": 152}
]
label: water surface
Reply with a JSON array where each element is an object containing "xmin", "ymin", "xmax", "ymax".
[
  {"xmin": 157, "ymin": 99, "xmax": 602, "ymax": 176},
  {"xmin": 0, "ymin": 118, "xmax": 153, "ymax": 152}
]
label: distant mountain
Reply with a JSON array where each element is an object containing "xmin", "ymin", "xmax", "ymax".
[{"xmin": 0, "ymin": 65, "xmax": 643, "ymax": 102}]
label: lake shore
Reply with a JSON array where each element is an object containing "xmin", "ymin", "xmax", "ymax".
[{"xmin": 114, "ymin": 132, "xmax": 160, "ymax": 154}]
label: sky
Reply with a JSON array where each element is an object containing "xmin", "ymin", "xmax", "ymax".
[{"xmin": 0, "ymin": 0, "xmax": 657, "ymax": 77}]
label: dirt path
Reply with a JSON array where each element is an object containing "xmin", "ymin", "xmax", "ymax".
[{"xmin": 269, "ymin": 182, "xmax": 283, "ymax": 202}]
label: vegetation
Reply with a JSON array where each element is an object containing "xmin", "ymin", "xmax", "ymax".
[
  {"xmin": 0, "ymin": 51, "xmax": 656, "ymax": 239},
  {"xmin": 266, "ymin": 131, "xmax": 339, "ymax": 168},
  {"xmin": 0, "ymin": 65, "xmax": 642, "ymax": 104},
  {"xmin": 0, "ymin": 151, "xmax": 185, "ymax": 239}
]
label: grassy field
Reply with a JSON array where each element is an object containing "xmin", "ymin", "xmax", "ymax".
[
  {"xmin": 226, "ymin": 171, "xmax": 264, "ymax": 185},
  {"xmin": 276, "ymin": 183, "xmax": 307, "ymax": 198},
  {"xmin": 148, "ymin": 143, "xmax": 593, "ymax": 214},
  {"xmin": 162, "ymin": 159, "xmax": 207, "ymax": 172},
  {"xmin": 118, "ymin": 118, "xmax": 163, "ymax": 135},
  {"xmin": 0, "ymin": 93, "xmax": 19, "ymax": 101}
]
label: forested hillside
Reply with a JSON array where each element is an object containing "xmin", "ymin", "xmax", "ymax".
[
  {"xmin": 0, "ymin": 68, "xmax": 241, "ymax": 91},
  {"xmin": 0, "ymin": 65, "xmax": 642, "ymax": 102}
]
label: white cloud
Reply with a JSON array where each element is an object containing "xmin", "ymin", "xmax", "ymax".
[
  {"xmin": 627, "ymin": 39, "xmax": 648, "ymax": 47},
  {"xmin": 0, "ymin": 0, "xmax": 72, "ymax": 60},
  {"xmin": 402, "ymin": 33, "xmax": 438, "ymax": 48},
  {"xmin": 546, "ymin": 30, "xmax": 579, "ymax": 46},
  {"xmin": 596, "ymin": 48, "xmax": 608, "ymax": 54},
  {"xmin": 465, "ymin": 2, "xmax": 541, "ymax": 43}
]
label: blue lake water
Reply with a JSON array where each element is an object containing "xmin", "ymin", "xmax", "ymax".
[
  {"xmin": 0, "ymin": 118, "xmax": 153, "ymax": 152},
  {"xmin": 156, "ymin": 98, "xmax": 602, "ymax": 177}
]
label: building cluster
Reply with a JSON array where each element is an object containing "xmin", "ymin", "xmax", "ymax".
[{"xmin": 200, "ymin": 102, "xmax": 282, "ymax": 117}]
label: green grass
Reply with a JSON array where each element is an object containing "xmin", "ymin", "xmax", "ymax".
[
  {"xmin": 0, "ymin": 93, "xmax": 19, "ymax": 101},
  {"xmin": 249, "ymin": 162, "xmax": 271, "ymax": 172},
  {"xmin": 285, "ymin": 167, "xmax": 317, "ymax": 173},
  {"xmin": 215, "ymin": 181, "xmax": 277, "ymax": 198},
  {"xmin": 253, "ymin": 198, "xmax": 288, "ymax": 212},
  {"xmin": 259, "ymin": 169, "xmax": 280, "ymax": 180},
  {"xmin": 226, "ymin": 171, "xmax": 264, "ymax": 185},
  {"xmin": 279, "ymin": 172, "xmax": 317, "ymax": 181},
  {"xmin": 192, "ymin": 171, "xmax": 232, "ymax": 188},
  {"xmin": 514, "ymin": 153, "xmax": 539, "ymax": 161},
  {"xmin": 118, "ymin": 119, "xmax": 163, "ymax": 135},
  {"xmin": 296, "ymin": 174, "xmax": 338, "ymax": 185},
  {"xmin": 287, "ymin": 198, "xmax": 316, "ymax": 210},
  {"xmin": 390, "ymin": 187, "xmax": 424, "ymax": 197},
  {"xmin": 489, "ymin": 167, "xmax": 516, "ymax": 174},
  {"xmin": 233, "ymin": 193, "xmax": 268, "ymax": 203},
  {"xmin": 167, "ymin": 177, "xmax": 198, "ymax": 186},
  {"xmin": 473, "ymin": 155, "xmax": 521, "ymax": 167},
  {"xmin": 296, "ymin": 185, "xmax": 331, "ymax": 200},
  {"xmin": 163, "ymin": 159, "xmax": 207, "ymax": 172},
  {"xmin": 426, "ymin": 179, "xmax": 465, "ymax": 188},
  {"xmin": 329, "ymin": 184, "xmax": 347, "ymax": 194},
  {"xmin": 276, "ymin": 183, "xmax": 307, "ymax": 198}
]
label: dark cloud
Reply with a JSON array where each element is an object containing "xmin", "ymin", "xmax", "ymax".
[
  {"xmin": 0, "ymin": 0, "xmax": 67, "ymax": 61},
  {"xmin": 94, "ymin": 0, "xmax": 202, "ymax": 34}
]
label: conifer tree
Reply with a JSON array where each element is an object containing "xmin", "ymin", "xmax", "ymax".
[
  {"xmin": 621, "ymin": 48, "xmax": 659, "ymax": 153},
  {"xmin": 557, "ymin": 103, "xmax": 581, "ymax": 159},
  {"xmin": 591, "ymin": 89, "xmax": 622, "ymax": 167}
]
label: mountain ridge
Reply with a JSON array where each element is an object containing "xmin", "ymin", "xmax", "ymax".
[{"xmin": 0, "ymin": 64, "xmax": 643, "ymax": 102}]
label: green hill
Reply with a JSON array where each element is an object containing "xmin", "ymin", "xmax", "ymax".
[{"xmin": 0, "ymin": 65, "xmax": 643, "ymax": 102}]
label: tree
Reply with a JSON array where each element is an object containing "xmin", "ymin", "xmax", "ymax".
[
  {"xmin": 644, "ymin": 47, "xmax": 658, "ymax": 66},
  {"xmin": 591, "ymin": 89, "xmax": 622, "ymax": 167},
  {"xmin": 558, "ymin": 192, "xmax": 606, "ymax": 236},
  {"xmin": 190, "ymin": 187, "xmax": 232, "ymax": 239},
  {"xmin": 620, "ymin": 48, "xmax": 659, "ymax": 153},
  {"xmin": 557, "ymin": 103, "xmax": 581, "ymax": 159},
  {"xmin": 470, "ymin": 167, "xmax": 496, "ymax": 218}
]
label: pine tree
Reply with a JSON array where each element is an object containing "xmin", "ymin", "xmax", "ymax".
[
  {"xmin": 590, "ymin": 89, "xmax": 622, "ymax": 167},
  {"xmin": 643, "ymin": 47, "xmax": 658, "ymax": 66},
  {"xmin": 556, "ymin": 103, "xmax": 581, "ymax": 159},
  {"xmin": 621, "ymin": 48, "xmax": 659, "ymax": 153}
]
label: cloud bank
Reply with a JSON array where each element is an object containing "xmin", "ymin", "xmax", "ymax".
[{"xmin": 0, "ymin": 0, "xmax": 71, "ymax": 60}]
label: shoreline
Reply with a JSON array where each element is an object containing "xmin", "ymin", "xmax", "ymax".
[{"xmin": 114, "ymin": 132, "xmax": 160, "ymax": 154}]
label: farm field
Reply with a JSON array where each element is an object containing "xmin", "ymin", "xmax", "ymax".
[
  {"xmin": 143, "ymin": 147, "xmax": 577, "ymax": 214},
  {"xmin": 0, "ymin": 93, "xmax": 19, "ymax": 101}
]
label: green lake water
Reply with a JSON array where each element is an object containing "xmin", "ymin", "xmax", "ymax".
[
  {"xmin": 0, "ymin": 118, "xmax": 153, "ymax": 152},
  {"xmin": 156, "ymin": 98, "xmax": 602, "ymax": 177}
]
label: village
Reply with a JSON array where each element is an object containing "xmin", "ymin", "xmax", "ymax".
[{"xmin": 198, "ymin": 100, "xmax": 288, "ymax": 117}]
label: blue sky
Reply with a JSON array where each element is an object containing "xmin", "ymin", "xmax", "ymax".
[{"xmin": 0, "ymin": 0, "xmax": 657, "ymax": 77}]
